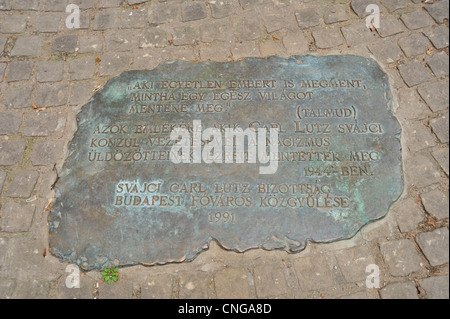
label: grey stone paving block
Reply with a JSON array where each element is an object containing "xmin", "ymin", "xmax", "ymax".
[
  {"xmin": 351, "ymin": 0, "xmax": 379, "ymax": 18},
  {"xmin": 149, "ymin": 2, "xmax": 180, "ymax": 24},
  {"xmin": 23, "ymin": 111, "xmax": 59, "ymax": 137},
  {"xmin": 283, "ymin": 31, "xmax": 309, "ymax": 55},
  {"xmin": 324, "ymin": 4, "xmax": 348, "ymax": 24},
  {"xmin": 421, "ymin": 189, "xmax": 449, "ymax": 220},
  {"xmin": 10, "ymin": 35, "xmax": 42, "ymax": 57},
  {"xmin": 139, "ymin": 28, "xmax": 170, "ymax": 48},
  {"xmin": 0, "ymin": 0, "xmax": 11, "ymax": 10},
  {"xmin": 404, "ymin": 122, "xmax": 436, "ymax": 152},
  {"xmin": 432, "ymin": 148, "xmax": 449, "ymax": 176},
  {"xmin": 263, "ymin": 12, "xmax": 295, "ymax": 33},
  {"xmin": 379, "ymin": 0, "xmax": 408, "ymax": 12},
  {"xmin": 99, "ymin": 53, "xmax": 130, "ymax": 76},
  {"xmin": 199, "ymin": 20, "xmax": 233, "ymax": 43},
  {"xmin": 34, "ymin": 83, "xmax": 69, "ymax": 107},
  {"xmin": 7, "ymin": 170, "xmax": 39, "ymax": 198},
  {"xmin": 42, "ymin": 0, "xmax": 70, "ymax": 11},
  {"xmin": 427, "ymin": 52, "xmax": 449, "ymax": 78},
  {"xmin": 424, "ymin": 0, "xmax": 449, "ymax": 24},
  {"xmin": 0, "ymin": 170, "xmax": 6, "ymax": 194},
  {"xmin": 209, "ymin": 0, "xmax": 236, "ymax": 19},
  {"xmin": 140, "ymin": 273, "xmax": 174, "ymax": 299},
  {"xmin": 430, "ymin": 114, "xmax": 449, "ymax": 143},
  {"xmin": 69, "ymin": 82, "xmax": 96, "ymax": 106},
  {"xmin": 254, "ymin": 264, "xmax": 288, "ymax": 297},
  {"xmin": 68, "ymin": 57, "xmax": 96, "ymax": 81},
  {"xmin": 31, "ymin": 140, "xmax": 65, "ymax": 166},
  {"xmin": 172, "ymin": 25, "xmax": 199, "ymax": 46},
  {"xmin": 181, "ymin": 1, "xmax": 208, "ymax": 22},
  {"xmin": 376, "ymin": 16, "xmax": 406, "ymax": 38},
  {"xmin": 179, "ymin": 271, "xmax": 212, "ymax": 299},
  {"xmin": 12, "ymin": 0, "xmax": 40, "ymax": 10},
  {"xmin": 398, "ymin": 33, "xmax": 431, "ymax": 57},
  {"xmin": 0, "ymin": 280, "xmax": 15, "ymax": 299},
  {"xmin": 233, "ymin": 15, "xmax": 263, "ymax": 41},
  {"xmin": 335, "ymin": 245, "xmax": 376, "ymax": 282},
  {"xmin": 0, "ymin": 112, "xmax": 22, "ymax": 135},
  {"xmin": 6, "ymin": 86, "xmax": 32, "ymax": 109},
  {"xmin": 0, "ymin": 141, "xmax": 26, "ymax": 166},
  {"xmin": 295, "ymin": 8, "xmax": 321, "ymax": 29},
  {"xmin": 119, "ymin": 8, "xmax": 148, "ymax": 29},
  {"xmin": 380, "ymin": 282, "xmax": 418, "ymax": 299},
  {"xmin": 418, "ymin": 81, "xmax": 449, "ymax": 113},
  {"xmin": 312, "ymin": 28, "xmax": 343, "ymax": 49},
  {"xmin": 393, "ymin": 197, "xmax": 424, "ymax": 233},
  {"xmin": 34, "ymin": 13, "xmax": 62, "ymax": 33},
  {"xmin": 381, "ymin": 239, "xmax": 423, "ymax": 277},
  {"xmin": 6, "ymin": 61, "xmax": 34, "ymax": 82},
  {"xmin": 0, "ymin": 202, "xmax": 35, "ymax": 232},
  {"xmin": 420, "ymin": 275, "xmax": 449, "ymax": 299},
  {"xmin": 405, "ymin": 153, "xmax": 442, "ymax": 188},
  {"xmin": 78, "ymin": 35, "xmax": 104, "ymax": 53},
  {"xmin": 0, "ymin": 15, "xmax": 27, "ymax": 33},
  {"xmin": 369, "ymin": 39, "xmax": 403, "ymax": 64},
  {"xmin": 94, "ymin": 10, "xmax": 119, "ymax": 30},
  {"xmin": 231, "ymin": 41, "xmax": 260, "ymax": 59},
  {"xmin": 36, "ymin": 61, "xmax": 64, "ymax": 83},
  {"xmin": 417, "ymin": 228, "xmax": 449, "ymax": 266},
  {"xmin": 424, "ymin": 25, "xmax": 449, "ymax": 49},
  {"xmin": 214, "ymin": 268, "xmax": 250, "ymax": 299},
  {"xmin": 52, "ymin": 35, "xmax": 78, "ymax": 53},
  {"xmin": 342, "ymin": 22, "xmax": 377, "ymax": 46},
  {"xmin": 401, "ymin": 10, "xmax": 435, "ymax": 30},
  {"xmin": 294, "ymin": 255, "xmax": 337, "ymax": 290},
  {"xmin": 398, "ymin": 61, "xmax": 434, "ymax": 87}
]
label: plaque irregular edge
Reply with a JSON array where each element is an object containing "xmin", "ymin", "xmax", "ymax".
[{"xmin": 48, "ymin": 55, "xmax": 405, "ymax": 270}]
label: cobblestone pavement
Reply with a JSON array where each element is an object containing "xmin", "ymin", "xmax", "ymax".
[{"xmin": 0, "ymin": 0, "xmax": 448, "ymax": 299}]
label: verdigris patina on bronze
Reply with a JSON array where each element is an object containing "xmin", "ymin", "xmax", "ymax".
[{"xmin": 49, "ymin": 56, "xmax": 403, "ymax": 270}]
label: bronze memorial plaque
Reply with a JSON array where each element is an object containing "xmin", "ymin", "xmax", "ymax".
[{"xmin": 49, "ymin": 56, "xmax": 403, "ymax": 270}]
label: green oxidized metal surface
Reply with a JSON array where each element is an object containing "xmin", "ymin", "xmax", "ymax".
[{"xmin": 49, "ymin": 56, "xmax": 403, "ymax": 270}]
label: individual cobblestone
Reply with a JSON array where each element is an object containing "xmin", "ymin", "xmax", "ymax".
[
  {"xmin": 0, "ymin": 111, "xmax": 22, "ymax": 135},
  {"xmin": 427, "ymin": 52, "xmax": 449, "ymax": 79},
  {"xmin": 34, "ymin": 83, "xmax": 69, "ymax": 107},
  {"xmin": 432, "ymin": 148, "xmax": 449, "ymax": 176},
  {"xmin": 7, "ymin": 170, "xmax": 39, "ymax": 198},
  {"xmin": 376, "ymin": 16, "xmax": 406, "ymax": 38},
  {"xmin": 417, "ymin": 228, "xmax": 449, "ymax": 266},
  {"xmin": 401, "ymin": 10, "xmax": 435, "ymax": 30},
  {"xmin": 420, "ymin": 275, "xmax": 449, "ymax": 299},
  {"xmin": 23, "ymin": 111, "xmax": 59, "ymax": 137},
  {"xmin": 0, "ymin": 141, "xmax": 26, "ymax": 166},
  {"xmin": 214, "ymin": 268, "xmax": 250, "ymax": 299},
  {"xmin": 398, "ymin": 60, "xmax": 434, "ymax": 87},
  {"xmin": 430, "ymin": 114, "xmax": 449, "ymax": 143},
  {"xmin": 380, "ymin": 282, "xmax": 419, "ymax": 299},
  {"xmin": 424, "ymin": 0, "xmax": 449, "ymax": 24},
  {"xmin": 254, "ymin": 264, "xmax": 288, "ymax": 297},
  {"xmin": 418, "ymin": 81, "xmax": 449, "ymax": 113},
  {"xmin": 36, "ymin": 61, "xmax": 64, "ymax": 83},
  {"xmin": 398, "ymin": 33, "xmax": 432, "ymax": 58},
  {"xmin": 181, "ymin": 2, "xmax": 208, "ymax": 22},
  {"xmin": 312, "ymin": 28, "xmax": 343, "ymax": 49},
  {"xmin": 424, "ymin": 25, "xmax": 449, "ymax": 50},
  {"xmin": 0, "ymin": 202, "xmax": 36, "ymax": 232},
  {"xmin": 5, "ymin": 61, "xmax": 34, "ymax": 83},
  {"xmin": 10, "ymin": 36, "xmax": 43, "ymax": 57},
  {"xmin": 380, "ymin": 239, "xmax": 423, "ymax": 277},
  {"xmin": 31, "ymin": 140, "xmax": 65, "ymax": 166},
  {"xmin": 392, "ymin": 197, "xmax": 424, "ymax": 233}
]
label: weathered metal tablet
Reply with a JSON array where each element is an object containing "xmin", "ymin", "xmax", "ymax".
[{"xmin": 49, "ymin": 56, "xmax": 403, "ymax": 270}]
